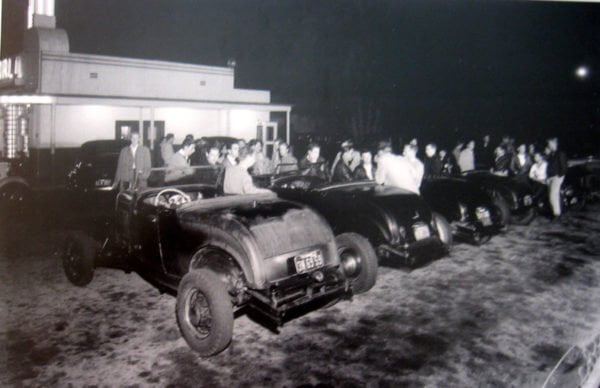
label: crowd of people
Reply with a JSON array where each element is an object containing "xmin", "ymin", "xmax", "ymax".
[{"xmin": 114, "ymin": 131, "xmax": 569, "ymax": 218}]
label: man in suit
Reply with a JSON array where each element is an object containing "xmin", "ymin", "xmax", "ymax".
[
  {"xmin": 165, "ymin": 138, "xmax": 196, "ymax": 182},
  {"xmin": 114, "ymin": 131, "xmax": 152, "ymax": 191}
]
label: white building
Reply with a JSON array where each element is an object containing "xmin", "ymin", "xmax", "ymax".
[{"xmin": 0, "ymin": 0, "xmax": 291, "ymax": 185}]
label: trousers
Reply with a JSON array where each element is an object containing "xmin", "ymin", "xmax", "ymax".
[{"xmin": 548, "ymin": 175, "xmax": 565, "ymax": 216}]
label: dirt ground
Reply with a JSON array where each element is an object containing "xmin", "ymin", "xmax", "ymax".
[{"xmin": 1, "ymin": 204, "xmax": 600, "ymax": 387}]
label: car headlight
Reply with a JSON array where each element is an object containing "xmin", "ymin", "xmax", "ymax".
[{"xmin": 523, "ymin": 195, "xmax": 533, "ymax": 206}]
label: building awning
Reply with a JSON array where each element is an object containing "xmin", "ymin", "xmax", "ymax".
[{"xmin": 0, "ymin": 92, "xmax": 291, "ymax": 112}]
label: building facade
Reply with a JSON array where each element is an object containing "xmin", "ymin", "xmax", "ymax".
[{"xmin": 0, "ymin": 0, "xmax": 291, "ymax": 185}]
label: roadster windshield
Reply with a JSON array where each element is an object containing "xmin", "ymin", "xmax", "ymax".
[{"xmin": 145, "ymin": 165, "xmax": 224, "ymax": 188}]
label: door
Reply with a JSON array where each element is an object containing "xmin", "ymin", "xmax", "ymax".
[
  {"xmin": 257, "ymin": 121, "xmax": 278, "ymax": 159},
  {"xmin": 115, "ymin": 121, "xmax": 139, "ymax": 140}
]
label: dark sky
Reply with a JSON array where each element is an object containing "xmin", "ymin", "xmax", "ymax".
[{"xmin": 3, "ymin": 0, "xmax": 600, "ymax": 152}]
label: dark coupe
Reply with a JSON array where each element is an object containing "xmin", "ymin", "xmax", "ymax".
[
  {"xmin": 461, "ymin": 170, "xmax": 536, "ymax": 225},
  {"xmin": 269, "ymin": 174, "xmax": 452, "ymax": 268},
  {"xmin": 421, "ymin": 176, "xmax": 508, "ymax": 244}
]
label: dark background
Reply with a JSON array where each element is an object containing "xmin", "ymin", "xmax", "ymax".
[{"xmin": 2, "ymin": 0, "xmax": 599, "ymax": 154}]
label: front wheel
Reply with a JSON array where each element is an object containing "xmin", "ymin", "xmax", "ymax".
[
  {"xmin": 335, "ymin": 233, "xmax": 378, "ymax": 294},
  {"xmin": 176, "ymin": 269, "xmax": 233, "ymax": 356},
  {"xmin": 62, "ymin": 232, "xmax": 97, "ymax": 287}
]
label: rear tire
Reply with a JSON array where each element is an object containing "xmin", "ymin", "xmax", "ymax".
[
  {"xmin": 62, "ymin": 232, "xmax": 97, "ymax": 287},
  {"xmin": 335, "ymin": 233, "xmax": 378, "ymax": 294},
  {"xmin": 432, "ymin": 212, "xmax": 453, "ymax": 246},
  {"xmin": 176, "ymin": 269, "xmax": 233, "ymax": 356}
]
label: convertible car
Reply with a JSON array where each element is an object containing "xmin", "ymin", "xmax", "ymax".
[
  {"xmin": 420, "ymin": 176, "xmax": 508, "ymax": 244},
  {"xmin": 268, "ymin": 174, "xmax": 452, "ymax": 268},
  {"xmin": 62, "ymin": 166, "xmax": 377, "ymax": 356},
  {"xmin": 461, "ymin": 170, "xmax": 536, "ymax": 225}
]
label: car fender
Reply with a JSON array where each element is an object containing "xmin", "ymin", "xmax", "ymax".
[
  {"xmin": 0, "ymin": 176, "xmax": 30, "ymax": 190},
  {"xmin": 182, "ymin": 222, "xmax": 262, "ymax": 288}
]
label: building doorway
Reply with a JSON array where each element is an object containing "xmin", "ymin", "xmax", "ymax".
[
  {"xmin": 256, "ymin": 121, "xmax": 278, "ymax": 158},
  {"xmin": 115, "ymin": 120, "xmax": 165, "ymax": 148}
]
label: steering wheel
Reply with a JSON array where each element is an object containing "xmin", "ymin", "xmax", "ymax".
[{"xmin": 154, "ymin": 188, "xmax": 192, "ymax": 207}]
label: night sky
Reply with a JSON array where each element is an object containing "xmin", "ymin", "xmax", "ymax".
[{"xmin": 3, "ymin": 0, "xmax": 600, "ymax": 153}]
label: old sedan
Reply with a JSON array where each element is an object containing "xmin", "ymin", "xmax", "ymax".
[{"xmin": 62, "ymin": 166, "xmax": 377, "ymax": 356}]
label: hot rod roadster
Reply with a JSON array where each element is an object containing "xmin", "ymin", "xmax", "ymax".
[{"xmin": 62, "ymin": 166, "xmax": 377, "ymax": 356}]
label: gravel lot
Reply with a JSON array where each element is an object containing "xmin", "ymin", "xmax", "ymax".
[{"xmin": 1, "ymin": 203, "xmax": 600, "ymax": 387}]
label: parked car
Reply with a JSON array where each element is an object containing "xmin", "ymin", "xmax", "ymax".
[
  {"xmin": 421, "ymin": 176, "xmax": 508, "ymax": 245},
  {"xmin": 461, "ymin": 170, "xmax": 536, "ymax": 225},
  {"xmin": 67, "ymin": 139, "xmax": 130, "ymax": 193},
  {"xmin": 567, "ymin": 156, "xmax": 600, "ymax": 202},
  {"xmin": 62, "ymin": 166, "xmax": 377, "ymax": 356},
  {"xmin": 268, "ymin": 174, "xmax": 452, "ymax": 268}
]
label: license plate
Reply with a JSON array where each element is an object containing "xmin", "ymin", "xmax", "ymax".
[
  {"xmin": 476, "ymin": 208, "xmax": 492, "ymax": 226},
  {"xmin": 413, "ymin": 224, "xmax": 430, "ymax": 240},
  {"xmin": 95, "ymin": 178, "xmax": 112, "ymax": 187},
  {"xmin": 294, "ymin": 250, "xmax": 324, "ymax": 274}
]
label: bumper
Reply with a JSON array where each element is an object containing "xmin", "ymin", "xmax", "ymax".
[
  {"xmin": 245, "ymin": 265, "xmax": 350, "ymax": 325},
  {"xmin": 453, "ymin": 221, "xmax": 503, "ymax": 243}
]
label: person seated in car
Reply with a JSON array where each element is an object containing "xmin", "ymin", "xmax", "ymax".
[
  {"xmin": 276, "ymin": 142, "xmax": 298, "ymax": 174},
  {"xmin": 299, "ymin": 143, "xmax": 330, "ymax": 181},
  {"xmin": 165, "ymin": 138, "xmax": 195, "ymax": 182},
  {"xmin": 439, "ymin": 148, "xmax": 458, "ymax": 176},
  {"xmin": 423, "ymin": 143, "xmax": 442, "ymax": 178},
  {"xmin": 223, "ymin": 151, "xmax": 273, "ymax": 195},
  {"xmin": 491, "ymin": 146, "xmax": 511, "ymax": 176},
  {"xmin": 330, "ymin": 139, "xmax": 361, "ymax": 176},
  {"xmin": 202, "ymin": 144, "xmax": 221, "ymax": 166},
  {"xmin": 248, "ymin": 139, "xmax": 273, "ymax": 175},
  {"xmin": 222, "ymin": 142, "xmax": 240, "ymax": 168},
  {"xmin": 353, "ymin": 149, "xmax": 375, "ymax": 181},
  {"xmin": 332, "ymin": 142, "xmax": 355, "ymax": 183}
]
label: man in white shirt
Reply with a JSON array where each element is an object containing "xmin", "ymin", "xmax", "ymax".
[
  {"xmin": 458, "ymin": 140, "xmax": 476, "ymax": 172},
  {"xmin": 224, "ymin": 152, "xmax": 273, "ymax": 195},
  {"xmin": 529, "ymin": 152, "xmax": 548, "ymax": 184},
  {"xmin": 375, "ymin": 142, "xmax": 423, "ymax": 194}
]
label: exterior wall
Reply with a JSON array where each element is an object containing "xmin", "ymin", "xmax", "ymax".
[
  {"xmin": 31, "ymin": 104, "xmax": 270, "ymax": 148},
  {"xmin": 39, "ymin": 52, "xmax": 270, "ymax": 103}
]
